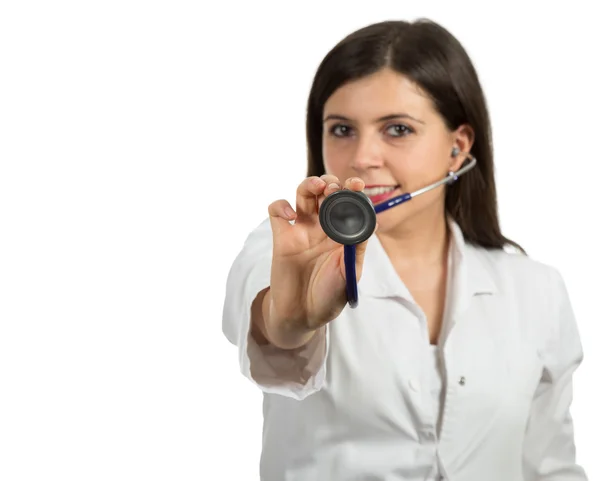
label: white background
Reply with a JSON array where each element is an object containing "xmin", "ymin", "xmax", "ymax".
[{"xmin": 1, "ymin": 1, "xmax": 598, "ymax": 480}]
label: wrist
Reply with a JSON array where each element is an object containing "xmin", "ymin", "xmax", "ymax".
[{"xmin": 262, "ymin": 290, "xmax": 317, "ymax": 350}]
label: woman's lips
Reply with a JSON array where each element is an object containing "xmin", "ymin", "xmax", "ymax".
[{"xmin": 364, "ymin": 185, "xmax": 400, "ymax": 204}]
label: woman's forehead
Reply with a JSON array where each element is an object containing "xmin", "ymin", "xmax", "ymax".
[{"xmin": 323, "ymin": 70, "xmax": 433, "ymax": 121}]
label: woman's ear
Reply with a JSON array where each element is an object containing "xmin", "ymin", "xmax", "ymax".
[{"xmin": 449, "ymin": 123, "xmax": 475, "ymax": 170}]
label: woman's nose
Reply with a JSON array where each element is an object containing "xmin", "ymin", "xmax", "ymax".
[{"xmin": 349, "ymin": 136, "xmax": 384, "ymax": 171}]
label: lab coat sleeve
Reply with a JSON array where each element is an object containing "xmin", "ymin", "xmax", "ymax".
[
  {"xmin": 221, "ymin": 218, "xmax": 329, "ymax": 401},
  {"xmin": 521, "ymin": 267, "xmax": 588, "ymax": 480}
]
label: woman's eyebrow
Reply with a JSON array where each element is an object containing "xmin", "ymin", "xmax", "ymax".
[{"xmin": 323, "ymin": 113, "xmax": 425, "ymax": 124}]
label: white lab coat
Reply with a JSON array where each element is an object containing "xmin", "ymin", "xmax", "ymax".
[{"xmin": 222, "ymin": 216, "xmax": 588, "ymax": 481}]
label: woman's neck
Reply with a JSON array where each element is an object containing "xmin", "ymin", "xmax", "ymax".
[{"xmin": 376, "ymin": 210, "xmax": 451, "ymax": 270}]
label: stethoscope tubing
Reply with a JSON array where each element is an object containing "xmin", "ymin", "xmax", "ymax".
[{"xmin": 344, "ymin": 245, "xmax": 359, "ymax": 308}]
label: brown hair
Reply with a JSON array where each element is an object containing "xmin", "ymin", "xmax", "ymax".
[{"xmin": 305, "ymin": 18, "xmax": 526, "ymax": 254}]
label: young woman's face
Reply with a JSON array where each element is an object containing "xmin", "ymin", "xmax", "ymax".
[{"xmin": 322, "ymin": 67, "xmax": 473, "ymax": 232}]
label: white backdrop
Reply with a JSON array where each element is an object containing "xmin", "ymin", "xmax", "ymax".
[{"xmin": 1, "ymin": 1, "xmax": 598, "ymax": 480}]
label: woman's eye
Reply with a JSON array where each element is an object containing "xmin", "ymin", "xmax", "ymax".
[
  {"xmin": 386, "ymin": 124, "xmax": 412, "ymax": 137},
  {"xmin": 328, "ymin": 123, "xmax": 412, "ymax": 138},
  {"xmin": 330, "ymin": 124, "xmax": 352, "ymax": 137}
]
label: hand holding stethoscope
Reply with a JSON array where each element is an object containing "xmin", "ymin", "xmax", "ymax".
[{"xmin": 264, "ymin": 175, "xmax": 372, "ymax": 349}]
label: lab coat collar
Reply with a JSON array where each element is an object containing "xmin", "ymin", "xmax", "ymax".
[{"xmin": 359, "ymin": 216, "xmax": 497, "ymax": 304}]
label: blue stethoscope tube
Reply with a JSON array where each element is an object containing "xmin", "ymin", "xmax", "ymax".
[{"xmin": 320, "ymin": 154, "xmax": 477, "ymax": 309}]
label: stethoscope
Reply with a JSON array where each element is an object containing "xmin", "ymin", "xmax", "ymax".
[{"xmin": 318, "ymin": 152, "xmax": 477, "ymax": 308}]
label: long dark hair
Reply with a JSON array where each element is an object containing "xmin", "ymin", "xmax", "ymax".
[{"xmin": 305, "ymin": 18, "xmax": 525, "ymax": 254}]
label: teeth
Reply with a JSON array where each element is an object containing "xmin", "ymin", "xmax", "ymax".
[{"xmin": 364, "ymin": 186, "xmax": 397, "ymax": 196}]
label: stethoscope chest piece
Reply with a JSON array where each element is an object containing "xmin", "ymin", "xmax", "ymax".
[{"xmin": 318, "ymin": 190, "xmax": 377, "ymax": 246}]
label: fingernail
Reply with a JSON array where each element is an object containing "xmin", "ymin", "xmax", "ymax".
[
  {"xmin": 330, "ymin": 183, "xmax": 340, "ymax": 190},
  {"xmin": 285, "ymin": 207, "xmax": 295, "ymax": 218},
  {"xmin": 312, "ymin": 177, "xmax": 325, "ymax": 186}
]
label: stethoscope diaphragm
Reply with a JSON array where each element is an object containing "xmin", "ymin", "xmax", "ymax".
[{"xmin": 318, "ymin": 190, "xmax": 377, "ymax": 245}]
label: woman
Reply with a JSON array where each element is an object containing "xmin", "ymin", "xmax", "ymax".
[{"xmin": 222, "ymin": 18, "xmax": 587, "ymax": 481}]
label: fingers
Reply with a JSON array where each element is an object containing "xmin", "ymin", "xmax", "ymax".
[
  {"xmin": 320, "ymin": 174, "xmax": 341, "ymax": 197},
  {"xmin": 293, "ymin": 175, "xmax": 365, "ymax": 223},
  {"xmin": 268, "ymin": 199, "xmax": 296, "ymax": 235},
  {"xmin": 295, "ymin": 176, "xmax": 326, "ymax": 217},
  {"xmin": 316, "ymin": 176, "xmax": 364, "ymax": 210},
  {"xmin": 319, "ymin": 174, "xmax": 340, "ymax": 185},
  {"xmin": 343, "ymin": 177, "xmax": 365, "ymax": 192},
  {"xmin": 270, "ymin": 175, "xmax": 345, "ymax": 234},
  {"xmin": 296, "ymin": 175, "xmax": 344, "ymax": 217},
  {"xmin": 317, "ymin": 178, "xmax": 341, "ymax": 210}
]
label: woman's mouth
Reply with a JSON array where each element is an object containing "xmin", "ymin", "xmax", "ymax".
[{"xmin": 363, "ymin": 185, "xmax": 401, "ymax": 204}]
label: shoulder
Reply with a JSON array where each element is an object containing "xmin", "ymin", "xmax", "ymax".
[
  {"xmin": 467, "ymin": 243, "xmax": 578, "ymax": 353},
  {"xmin": 468, "ymin": 243, "xmax": 583, "ymax": 365},
  {"xmin": 469, "ymin": 243, "xmax": 565, "ymax": 297},
  {"xmin": 465, "ymin": 243, "xmax": 572, "ymax": 334}
]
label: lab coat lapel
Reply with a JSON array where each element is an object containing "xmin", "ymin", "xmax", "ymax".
[
  {"xmin": 440, "ymin": 219, "xmax": 497, "ymax": 344},
  {"xmin": 358, "ymin": 231, "xmax": 414, "ymax": 301}
]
